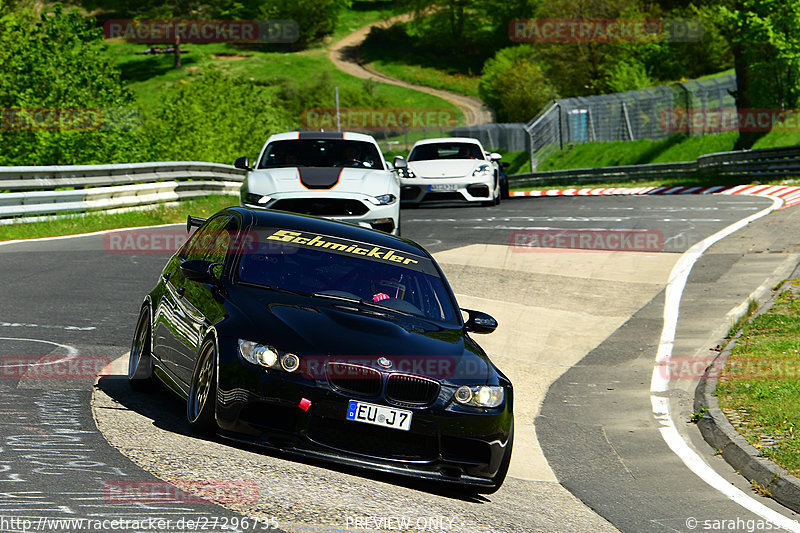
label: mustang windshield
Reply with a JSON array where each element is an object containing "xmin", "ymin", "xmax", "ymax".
[
  {"xmin": 238, "ymin": 228, "xmax": 458, "ymax": 324},
  {"xmin": 258, "ymin": 139, "xmax": 385, "ymax": 170}
]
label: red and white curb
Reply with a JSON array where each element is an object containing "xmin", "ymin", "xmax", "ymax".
[{"xmin": 511, "ymin": 184, "xmax": 800, "ymax": 209}]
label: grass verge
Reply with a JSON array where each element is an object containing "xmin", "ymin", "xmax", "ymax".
[
  {"xmin": 716, "ymin": 279, "xmax": 800, "ymax": 476},
  {"xmin": 0, "ymin": 195, "xmax": 239, "ymax": 241}
]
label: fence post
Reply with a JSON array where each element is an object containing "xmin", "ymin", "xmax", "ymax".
[
  {"xmin": 677, "ymin": 82, "xmax": 692, "ymax": 136},
  {"xmin": 556, "ymin": 102, "xmax": 563, "ymax": 150}
]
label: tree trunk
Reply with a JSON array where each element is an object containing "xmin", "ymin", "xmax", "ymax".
[
  {"xmin": 731, "ymin": 41, "xmax": 764, "ymax": 150},
  {"xmin": 173, "ymin": 34, "xmax": 181, "ymax": 69}
]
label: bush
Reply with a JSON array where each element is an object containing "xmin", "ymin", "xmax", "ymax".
[
  {"xmin": 0, "ymin": 5, "xmax": 141, "ymax": 165},
  {"xmin": 260, "ymin": 0, "xmax": 352, "ymax": 48},
  {"xmin": 142, "ymin": 70, "xmax": 292, "ymax": 164},
  {"xmin": 479, "ymin": 45, "xmax": 558, "ymax": 122}
]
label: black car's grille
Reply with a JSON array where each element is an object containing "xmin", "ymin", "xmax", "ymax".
[
  {"xmin": 326, "ymin": 362, "xmax": 382, "ymax": 397},
  {"xmin": 271, "ymin": 198, "xmax": 368, "ymax": 217},
  {"xmin": 441, "ymin": 436, "xmax": 491, "ymax": 465},
  {"xmin": 309, "ymin": 415, "xmax": 438, "ymax": 461},
  {"xmin": 422, "ymin": 192, "xmax": 464, "ymax": 202},
  {"xmin": 385, "ymin": 374, "xmax": 440, "ymax": 406}
]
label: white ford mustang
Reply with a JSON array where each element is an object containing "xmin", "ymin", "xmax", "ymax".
[
  {"xmin": 395, "ymin": 137, "xmax": 505, "ymax": 206},
  {"xmin": 236, "ymin": 131, "xmax": 401, "ymax": 235}
]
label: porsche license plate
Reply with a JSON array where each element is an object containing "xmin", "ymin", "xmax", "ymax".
[
  {"xmin": 429, "ymin": 183, "xmax": 458, "ymax": 192},
  {"xmin": 346, "ymin": 400, "xmax": 412, "ymax": 431}
]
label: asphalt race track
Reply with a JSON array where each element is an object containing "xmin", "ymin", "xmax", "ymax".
[{"xmin": 1, "ymin": 194, "xmax": 800, "ymax": 532}]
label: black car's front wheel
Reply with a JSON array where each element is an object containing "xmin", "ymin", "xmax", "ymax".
[
  {"xmin": 128, "ymin": 305, "xmax": 154, "ymax": 391},
  {"xmin": 187, "ymin": 339, "xmax": 218, "ymax": 436}
]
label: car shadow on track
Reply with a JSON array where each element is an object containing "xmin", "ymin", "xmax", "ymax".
[{"xmin": 95, "ymin": 374, "xmax": 492, "ymax": 504}]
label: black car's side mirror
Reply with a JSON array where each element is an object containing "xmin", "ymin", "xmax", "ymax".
[
  {"xmin": 180, "ymin": 260, "xmax": 220, "ymax": 283},
  {"xmin": 234, "ymin": 156, "xmax": 252, "ymax": 171},
  {"xmin": 462, "ymin": 308, "xmax": 498, "ymax": 334},
  {"xmin": 393, "ymin": 156, "xmax": 408, "ymax": 169}
]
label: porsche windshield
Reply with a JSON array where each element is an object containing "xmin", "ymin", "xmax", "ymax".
[
  {"xmin": 237, "ymin": 229, "xmax": 458, "ymax": 324},
  {"xmin": 408, "ymin": 142, "xmax": 484, "ymax": 161},
  {"xmin": 258, "ymin": 139, "xmax": 385, "ymax": 170}
]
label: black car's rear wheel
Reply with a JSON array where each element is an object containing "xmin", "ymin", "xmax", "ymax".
[
  {"xmin": 187, "ymin": 339, "xmax": 218, "ymax": 436},
  {"xmin": 128, "ymin": 306, "xmax": 154, "ymax": 391}
]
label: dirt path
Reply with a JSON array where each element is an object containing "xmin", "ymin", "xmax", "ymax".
[{"xmin": 328, "ymin": 14, "xmax": 493, "ymax": 126}]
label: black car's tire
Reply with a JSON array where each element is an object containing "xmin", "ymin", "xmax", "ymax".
[
  {"xmin": 500, "ymin": 176, "xmax": 510, "ymax": 200},
  {"xmin": 187, "ymin": 339, "xmax": 218, "ymax": 436},
  {"xmin": 128, "ymin": 306, "xmax": 154, "ymax": 391}
]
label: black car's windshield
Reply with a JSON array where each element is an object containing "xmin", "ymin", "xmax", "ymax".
[
  {"xmin": 408, "ymin": 142, "xmax": 483, "ymax": 162},
  {"xmin": 258, "ymin": 139, "xmax": 385, "ymax": 170},
  {"xmin": 237, "ymin": 228, "xmax": 458, "ymax": 324}
]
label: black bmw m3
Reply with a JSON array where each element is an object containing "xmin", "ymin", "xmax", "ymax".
[{"xmin": 128, "ymin": 207, "xmax": 513, "ymax": 492}]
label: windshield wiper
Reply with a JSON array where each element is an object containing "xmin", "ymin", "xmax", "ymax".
[{"xmin": 311, "ymin": 292, "xmax": 413, "ymax": 316}]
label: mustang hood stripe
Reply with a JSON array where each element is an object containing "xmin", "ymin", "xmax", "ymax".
[{"xmin": 298, "ymin": 167, "xmax": 342, "ymax": 189}]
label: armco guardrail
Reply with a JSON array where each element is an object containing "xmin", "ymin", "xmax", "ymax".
[
  {"xmin": 0, "ymin": 162, "xmax": 245, "ymax": 219},
  {"xmin": 509, "ymin": 145, "xmax": 800, "ymax": 188}
]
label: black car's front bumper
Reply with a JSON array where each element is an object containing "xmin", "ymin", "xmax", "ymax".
[{"xmin": 215, "ymin": 345, "xmax": 513, "ymax": 489}]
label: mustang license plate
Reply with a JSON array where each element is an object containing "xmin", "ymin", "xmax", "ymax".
[
  {"xmin": 346, "ymin": 400, "xmax": 412, "ymax": 431},
  {"xmin": 429, "ymin": 183, "xmax": 458, "ymax": 192}
]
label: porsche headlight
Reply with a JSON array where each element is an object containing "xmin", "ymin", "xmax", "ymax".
[
  {"xmin": 454, "ymin": 385, "xmax": 504, "ymax": 408},
  {"xmin": 367, "ymin": 194, "xmax": 397, "ymax": 206},
  {"xmin": 238, "ymin": 340, "xmax": 279, "ymax": 368},
  {"xmin": 471, "ymin": 164, "xmax": 491, "ymax": 177}
]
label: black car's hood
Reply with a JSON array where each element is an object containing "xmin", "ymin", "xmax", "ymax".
[{"xmin": 224, "ymin": 287, "xmax": 490, "ymax": 385}]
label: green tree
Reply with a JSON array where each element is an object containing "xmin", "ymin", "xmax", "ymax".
[
  {"xmin": 259, "ymin": 0, "xmax": 351, "ymax": 49},
  {"xmin": 144, "ymin": 70, "xmax": 292, "ymax": 163},
  {"xmin": 715, "ymin": 0, "xmax": 800, "ymax": 149},
  {"xmin": 0, "ymin": 5, "xmax": 141, "ymax": 165},
  {"xmin": 479, "ymin": 45, "xmax": 558, "ymax": 122}
]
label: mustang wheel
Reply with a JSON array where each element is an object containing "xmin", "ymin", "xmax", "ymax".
[
  {"xmin": 187, "ymin": 339, "xmax": 218, "ymax": 436},
  {"xmin": 128, "ymin": 306, "xmax": 154, "ymax": 391}
]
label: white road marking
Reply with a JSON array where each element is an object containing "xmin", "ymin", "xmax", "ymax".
[
  {"xmin": 0, "ymin": 338, "xmax": 78, "ymax": 357},
  {"xmin": 649, "ymin": 194, "xmax": 800, "ymax": 531},
  {"xmin": 0, "ymin": 322, "xmax": 95, "ymax": 331}
]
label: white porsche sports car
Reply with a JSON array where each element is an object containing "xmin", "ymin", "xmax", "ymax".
[
  {"xmin": 236, "ymin": 132, "xmax": 400, "ymax": 235},
  {"xmin": 395, "ymin": 137, "xmax": 506, "ymax": 207}
]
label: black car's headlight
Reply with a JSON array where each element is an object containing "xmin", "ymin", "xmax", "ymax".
[
  {"xmin": 471, "ymin": 164, "xmax": 492, "ymax": 177},
  {"xmin": 367, "ymin": 194, "xmax": 397, "ymax": 206},
  {"xmin": 238, "ymin": 340, "xmax": 299, "ymax": 372},
  {"xmin": 454, "ymin": 385, "xmax": 504, "ymax": 408}
]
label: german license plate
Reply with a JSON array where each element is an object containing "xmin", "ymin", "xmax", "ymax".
[
  {"xmin": 346, "ymin": 400, "xmax": 412, "ymax": 431},
  {"xmin": 429, "ymin": 183, "xmax": 458, "ymax": 192}
]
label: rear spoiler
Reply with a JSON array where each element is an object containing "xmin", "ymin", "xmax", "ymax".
[{"xmin": 186, "ymin": 215, "xmax": 207, "ymax": 233}]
